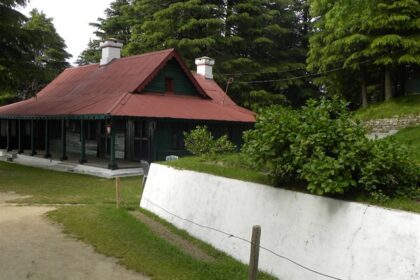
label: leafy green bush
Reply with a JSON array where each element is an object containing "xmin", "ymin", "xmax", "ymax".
[
  {"xmin": 184, "ymin": 126, "xmax": 236, "ymax": 157},
  {"xmin": 243, "ymin": 97, "xmax": 419, "ymax": 200}
]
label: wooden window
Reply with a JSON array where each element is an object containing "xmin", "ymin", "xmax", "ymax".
[{"xmin": 165, "ymin": 77, "xmax": 174, "ymax": 93}]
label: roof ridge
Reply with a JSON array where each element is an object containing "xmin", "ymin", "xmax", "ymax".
[
  {"xmin": 118, "ymin": 48, "xmax": 175, "ymax": 61},
  {"xmin": 65, "ymin": 48, "xmax": 176, "ymax": 70}
]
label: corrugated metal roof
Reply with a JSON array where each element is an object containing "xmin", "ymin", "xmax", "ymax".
[{"xmin": 0, "ymin": 49, "xmax": 255, "ymax": 122}]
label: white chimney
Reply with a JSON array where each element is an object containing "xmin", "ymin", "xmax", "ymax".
[
  {"xmin": 99, "ymin": 38, "xmax": 123, "ymax": 66},
  {"xmin": 195, "ymin": 56, "xmax": 215, "ymax": 79}
]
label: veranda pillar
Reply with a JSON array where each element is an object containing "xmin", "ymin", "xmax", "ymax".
[
  {"xmin": 6, "ymin": 119, "xmax": 11, "ymax": 152},
  {"xmin": 30, "ymin": 120, "xmax": 37, "ymax": 156},
  {"xmin": 44, "ymin": 120, "xmax": 51, "ymax": 158},
  {"xmin": 79, "ymin": 120, "xmax": 86, "ymax": 164},
  {"xmin": 60, "ymin": 120, "xmax": 67, "ymax": 161},
  {"xmin": 18, "ymin": 120, "xmax": 24, "ymax": 154},
  {"xmin": 108, "ymin": 119, "xmax": 117, "ymax": 170}
]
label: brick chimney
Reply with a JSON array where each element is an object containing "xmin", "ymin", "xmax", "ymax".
[
  {"xmin": 195, "ymin": 56, "xmax": 215, "ymax": 79},
  {"xmin": 99, "ymin": 38, "xmax": 123, "ymax": 66}
]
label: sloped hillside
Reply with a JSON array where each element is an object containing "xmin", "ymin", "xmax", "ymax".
[{"xmin": 355, "ymin": 95, "xmax": 420, "ymax": 121}]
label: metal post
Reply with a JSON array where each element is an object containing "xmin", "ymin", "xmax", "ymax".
[
  {"xmin": 18, "ymin": 120, "xmax": 23, "ymax": 154},
  {"xmin": 108, "ymin": 119, "xmax": 118, "ymax": 170},
  {"xmin": 30, "ymin": 120, "xmax": 37, "ymax": 156},
  {"xmin": 6, "ymin": 119, "xmax": 11, "ymax": 151},
  {"xmin": 79, "ymin": 120, "xmax": 86, "ymax": 163},
  {"xmin": 44, "ymin": 120, "xmax": 51, "ymax": 158},
  {"xmin": 60, "ymin": 119, "xmax": 67, "ymax": 160},
  {"xmin": 248, "ymin": 225, "xmax": 261, "ymax": 280}
]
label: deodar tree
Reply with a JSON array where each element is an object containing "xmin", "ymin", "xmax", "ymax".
[
  {"xmin": 22, "ymin": 9, "xmax": 71, "ymax": 98},
  {"xmin": 80, "ymin": 0, "xmax": 314, "ymax": 108},
  {"xmin": 0, "ymin": 2, "xmax": 70, "ymax": 103},
  {"xmin": 307, "ymin": 0, "xmax": 420, "ymax": 107}
]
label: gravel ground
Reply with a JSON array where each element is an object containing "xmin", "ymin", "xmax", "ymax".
[{"xmin": 0, "ymin": 192, "xmax": 149, "ymax": 280}]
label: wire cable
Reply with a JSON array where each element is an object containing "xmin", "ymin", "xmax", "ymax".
[
  {"xmin": 232, "ymin": 59, "xmax": 372, "ymax": 85},
  {"xmin": 219, "ymin": 49, "xmax": 409, "ymax": 85},
  {"xmin": 142, "ymin": 197, "xmax": 344, "ymax": 280}
]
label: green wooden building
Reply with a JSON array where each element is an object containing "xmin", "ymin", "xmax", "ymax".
[{"xmin": 0, "ymin": 40, "xmax": 255, "ymax": 169}]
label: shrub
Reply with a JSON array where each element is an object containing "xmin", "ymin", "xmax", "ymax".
[
  {"xmin": 242, "ymin": 97, "xmax": 419, "ymax": 200},
  {"xmin": 184, "ymin": 126, "xmax": 236, "ymax": 157}
]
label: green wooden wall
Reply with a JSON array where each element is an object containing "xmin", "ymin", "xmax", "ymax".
[
  {"xmin": 407, "ymin": 79, "xmax": 420, "ymax": 94},
  {"xmin": 143, "ymin": 59, "xmax": 199, "ymax": 96},
  {"xmin": 151, "ymin": 120, "xmax": 253, "ymax": 161}
]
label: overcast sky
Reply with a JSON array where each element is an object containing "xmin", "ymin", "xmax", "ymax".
[{"xmin": 19, "ymin": 0, "xmax": 114, "ymax": 65}]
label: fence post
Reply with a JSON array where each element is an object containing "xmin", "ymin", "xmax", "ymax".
[
  {"xmin": 248, "ymin": 225, "xmax": 261, "ymax": 280},
  {"xmin": 115, "ymin": 176, "xmax": 121, "ymax": 208}
]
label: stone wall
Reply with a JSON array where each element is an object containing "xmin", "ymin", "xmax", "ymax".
[{"xmin": 364, "ymin": 115, "xmax": 420, "ymax": 133}]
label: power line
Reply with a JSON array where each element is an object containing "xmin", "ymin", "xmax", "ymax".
[
  {"xmin": 218, "ymin": 66, "xmax": 307, "ymax": 76},
  {"xmin": 228, "ymin": 59, "xmax": 373, "ymax": 85},
  {"xmin": 218, "ymin": 49, "xmax": 408, "ymax": 85},
  {"xmin": 217, "ymin": 55, "xmax": 371, "ymax": 77},
  {"xmin": 142, "ymin": 197, "xmax": 343, "ymax": 280}
]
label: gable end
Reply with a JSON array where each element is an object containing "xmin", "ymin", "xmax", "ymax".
[{"xmin": 141, "ymin": 59, "xmax": 200, "ymax": 96}]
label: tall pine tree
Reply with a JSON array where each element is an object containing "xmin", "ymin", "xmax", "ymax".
[
  {"xmin": 307, "ymin": 0, "xmax": 420, "ymax": 107},
  {"xmin": 127, "ymin": 0, "xmax": 224, "ymax": 65},
  {"xmin": 79, "ymin": 0, "xmax": 313, "ymax": 108},
  {"xmin": 0, "ymin": 3, "xmax": 70, "ymax": 102},
  {"xmin": 20, "ymin": 9, "xmax": 71, "ymax": 98},
  {"xmin": 77, "ymin": 0, "xmax": 133, "ymax": 65}
]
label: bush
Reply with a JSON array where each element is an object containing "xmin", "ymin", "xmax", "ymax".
[
  {"xmin": 242, "ymin": 97, "xmax": 419, "ymax": 200},
  {"xmin": 184, "ymin": 126, "xmax": 236, "ymax": 157}
]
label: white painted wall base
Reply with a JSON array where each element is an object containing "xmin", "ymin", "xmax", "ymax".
[
  {"xmin": 141, "ymin": 164, "xmax": 420, "ymax": 280},
  {"xmin": 0, "ymin": 151, "xmax": 142, "ymax": 179}
]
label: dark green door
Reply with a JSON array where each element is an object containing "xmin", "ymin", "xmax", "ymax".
[{"xmin": 133, "ymin": 120, "xmax": 151, "ymax": 161}]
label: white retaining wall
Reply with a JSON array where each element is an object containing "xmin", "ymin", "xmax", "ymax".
[{"xmin": 140, "ymin": 164, "xmax": 420, "ymax": 280}]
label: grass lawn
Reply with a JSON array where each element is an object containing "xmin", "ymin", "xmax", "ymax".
[
  {"xmin": 354, "ymin": 95, "xmax": 420, "ymax": 121},
  {"xmin": 49, "ymin": 206, "xmax": 274, "ymax": 280},
  {"xmin": 0, "ymin": 161, "xmax": 141, "ymax": 207},
  {"xmin": 163, "ymin": 154, "xmax": 420, "ymax": 214},
  {"xmin": 0, "ymin": 161, "xmax": 275, "ymax": 280},
  {"xmin": 388, "ymin": 126, "xmax": 420, "ymax": 165},
  {"xmin": 162, "ymin": 154, "xmax": 273, "ymax": 186}
]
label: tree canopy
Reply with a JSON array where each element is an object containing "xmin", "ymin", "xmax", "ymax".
[
  {"xmin": 2, "ymin": 0, "xmax": 418, "ymax": 108},
  {"xmin": 78, "ymin": 0, "xmax": 316, "ymax": 108},
  {"xmin": 0, "ymin": 1, "xmax": 70, "ymax": 103},
  {"xmin": 307, "ymin": 0, "xmax": 420, "ymax": 107}
]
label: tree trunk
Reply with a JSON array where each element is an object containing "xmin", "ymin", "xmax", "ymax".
[
  {"xmin": 361, "ymin": 66, "xmax": 368, "ymax": 108},
  {"xmin": 399, "ymin": 67, "xmax": 407, "ymax": 97},
  {"xmin": 384, "ymin": 67, "xmax": 392, "ymax": 101},
  {"xmin": 361, "ymin": 80, "xmax": 368, "ymax": 108}
]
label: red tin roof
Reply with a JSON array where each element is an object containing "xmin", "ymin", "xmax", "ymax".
[{"xmin": 0, "ymin": 49, "xmax": 255, "ymax": 123}]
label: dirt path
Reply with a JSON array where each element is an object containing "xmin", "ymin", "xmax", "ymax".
[
  {"xmin": 0, "ymin": 192, "xmax": 149, "ymax": 280},
  {"xmin": 131, "ymin": 211, "xmax": 214, "ymax": 263}
]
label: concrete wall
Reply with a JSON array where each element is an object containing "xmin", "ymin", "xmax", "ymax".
[{"xmin": 140, "ymin": 164, "xmax": 420, "ymax": 280}]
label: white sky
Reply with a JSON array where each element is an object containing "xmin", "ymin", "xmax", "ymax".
[{"xmin": 19, "ymin": 0, "xmax": 114, "ymax": 65}]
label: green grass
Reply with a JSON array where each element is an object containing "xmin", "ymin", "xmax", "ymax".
[
  {"xmin": 162, "ymin": 154, "xmax": 420, "ymax": 214},
  {"xmin": 0, "ymin": 161, "xmax": 276, "ymax": 279},
  {"xmin": 354, "ymin": 95, "xmax": 420, "ymax": 121},
  {"xmin": 162, "ymin": 155, "xmax": 273, "ymax": 186},
  {"xmin": 49, "ymin": 206, "xmax": 275, "ymax": 280},
  {"xmin": 388, "ymin": 126, "xmax": 420, "ymax": 165},
  {"xmin": 0, "ymin": 161, "xmax": 141, "ymax": 207}
]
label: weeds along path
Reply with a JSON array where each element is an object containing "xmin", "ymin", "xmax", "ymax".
[{"xmin": 0, "ymin": 192, "xmax": 148, "ymax": 280}]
